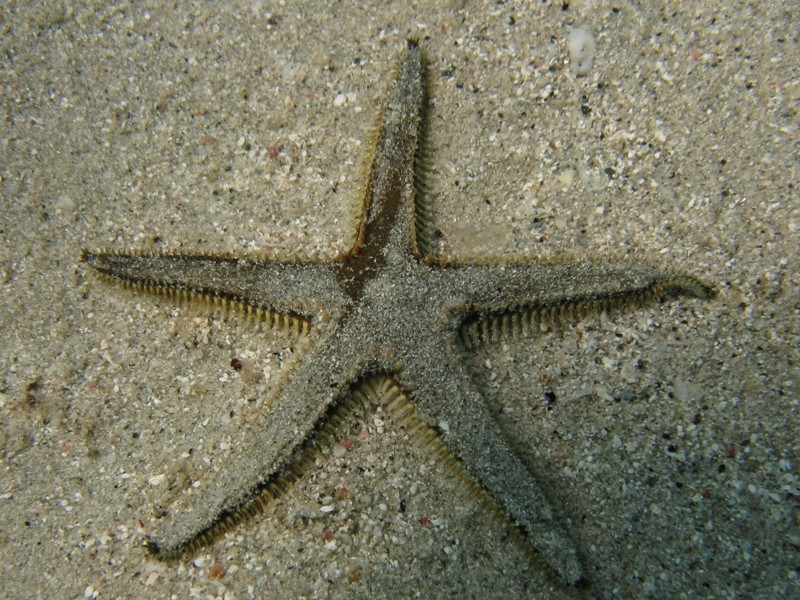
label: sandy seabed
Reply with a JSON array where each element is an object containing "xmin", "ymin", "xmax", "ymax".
[{"xmin": 1, "ymin": 2, "xmax": 797, "ymax": 599}]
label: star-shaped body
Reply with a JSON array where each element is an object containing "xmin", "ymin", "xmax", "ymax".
[{"xmin": 83, "ymin": 40, "xmax": 712, "ymax": 586}]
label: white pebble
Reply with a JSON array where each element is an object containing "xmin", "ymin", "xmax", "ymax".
[
  {"xmin": 558, "ymin": 168, "xmax": 576, "ymax": 187},
  {"xmin": 568, "ymin": 27, "xmax": 597, "ymax": 76}
]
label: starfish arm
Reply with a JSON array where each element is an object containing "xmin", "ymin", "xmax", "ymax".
[
  {"xmin": 82, "ymin": 248, "xmax": 344, "ymax": 327},
  {"xmin": 148, "ymin": 327, "xmax": 368, "ymax": 557},
  {"xmin": 336, "ymin": 40, "xmax": 427, "ymax": 303},
  {"xmin": 437, "ymin": 258, "xmax": 713, "ymax": 348},
  {"xmin": 398, "ymin": 337, "xmax": 583, "ymax": 585}
]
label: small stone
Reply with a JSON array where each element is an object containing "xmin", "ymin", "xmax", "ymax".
[
  {"xmin": 595, "ymin": 386, "xmax": 614, "ymax": 402},
  {"xmin": 673, "ymin": 380, "xmax": 705, "ymax": 403},
  {"xmin": 568, "ymin": 27, "xmax": 597, "ymax": 76},
  {"xmin": 558, "ymin": 168, "xmax": 576, "ymax": 187}
]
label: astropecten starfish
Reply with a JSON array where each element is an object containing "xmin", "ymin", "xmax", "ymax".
[{"xmin": 83, "ymin": 40, "xmax": 713, "ymax": 586}]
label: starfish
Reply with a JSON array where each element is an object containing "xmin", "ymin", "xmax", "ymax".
[{"xmin": 82, "ymin": 40, "xmax": 713, "ymax": 586}]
